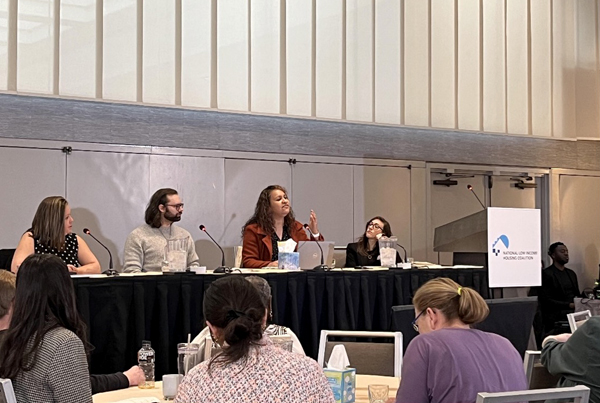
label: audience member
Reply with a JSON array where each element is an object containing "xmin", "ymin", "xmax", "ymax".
[
  {"xmin": 123, "ymin": 188, "xmax": 199, "ymax": 272},
  {"xmin": 539, "ymin": 242, "xmax": 581, "ymax": 335},
  {"xmin": 541, "ymin": 317, "xmax": 600, "ymax": 403},
  {"xmin": 192, "ymin": 275, "xmax": 305, "ymax": 358},
  {"xmin": 395, "ymin": 278, "xmax": 527, "ymax": 403},
  {"xmin": 11, "ymin": 196, "xmax": 100, "ymax": 274},
  {"xmin": 0, "ymin": 254, "xmax": 93, "ymax": 402},
  {"xmin": 175, "ymin": 276, "xmax": 334, "ymax": 403},
  {"xmin": 242, "ymin": 185, "xmax": 323, "ymax": 268},
  {"xmin": 345, "ymin": 216, "xmax": 402, "ymax": 267}
]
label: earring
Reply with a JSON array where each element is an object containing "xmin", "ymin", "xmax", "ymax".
[
  {"xmin": 269, "ymin": 310, "xmax": 273, "ymax": 322},
  {"xmin": 210, "ymin": 331, "xmax": 220, "ymax": 348}
]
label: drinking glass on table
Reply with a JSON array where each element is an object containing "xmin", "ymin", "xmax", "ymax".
[
  {"xmin": 162, "ymin": 374, "xmax": 182, "ymax": 400},
  {"xmin": 368, "ymin": 384, "xmax": 389, "ymax": 403},
  {"xmin": 177, "ymin": 343, "xmax": 200, "ymax": 376}
]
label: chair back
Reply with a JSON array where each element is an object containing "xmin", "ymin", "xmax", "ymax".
[
  {"xmin": 0, "ymin": 378, "xmax": 17, "ymax": 403},
  {"xmin": 475, "ymin": 385, "xmax": 590, "ymax": 403},
  {"xmin": 0, "ymin": 249, "xmax": 15, "ymax": 271},
  {"xmin": 234, "ymin": 246, "xmax": 243, "ymax": 268},
  {"xmin": 317, "ymin": 330, "xmax": 403, "ymax": 377},
  {"xmin": 567, "ymin": 310, "xmax": 592, "ymax": 333},
  {"xmin": 523, "ymin": 350, "xmax": 560, "ymax": 390}
]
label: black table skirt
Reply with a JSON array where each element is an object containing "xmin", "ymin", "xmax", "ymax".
[{"xmin": 73, "ymin": 268, "xmax": 488, "ymax": 377}]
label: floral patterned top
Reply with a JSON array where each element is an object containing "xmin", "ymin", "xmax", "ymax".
[{"xmin": 174, "ymin": 338, "xmax": 334, "ymax": 403}]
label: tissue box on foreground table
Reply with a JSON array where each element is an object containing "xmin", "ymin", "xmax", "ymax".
[{"xmin": 324, "ymin": 368, "xmax": 356, "ymax": 403}]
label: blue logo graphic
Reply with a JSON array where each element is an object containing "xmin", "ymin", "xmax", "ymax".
[{"xmin": 491, "ymin": 235, "xmax": 509, "ymax": 256}]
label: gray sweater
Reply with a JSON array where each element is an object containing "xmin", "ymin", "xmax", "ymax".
[{"xmin": 123, "ymin": 224, "xmax": 199, "ymax": 272}]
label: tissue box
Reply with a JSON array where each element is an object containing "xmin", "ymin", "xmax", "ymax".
[
  {"xmin": 324, "ymin": 368, "xmax": 356, "ymax": 403},
  {"xmin": 278, "ymin": 252, "xmax": 299, "ymax": 270}
]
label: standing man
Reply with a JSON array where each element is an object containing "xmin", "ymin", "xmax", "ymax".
[
  {"xmin": 539, "ymin": 242, "xmax": 581, "ymax": 336},
  {"xmin": 123, "ymin": 188, "xmax": 199, "ymax": 272}
]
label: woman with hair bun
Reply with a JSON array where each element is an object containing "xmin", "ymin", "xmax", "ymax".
[
  {"xmin": 175, "ymin": 276, "xmax": 334, "ymax": 403},
  {"xmin": 395, "ymin": 278, "xmax": 527, "ymax": 403}
]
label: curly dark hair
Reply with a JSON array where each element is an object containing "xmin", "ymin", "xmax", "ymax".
[
  {"xmin": 356, "ymin": 216, "xmax": 394, "ymax": 256},
  {"xmin": 242, "ymin": 185, "xmax": 296, "ymax": 237}
]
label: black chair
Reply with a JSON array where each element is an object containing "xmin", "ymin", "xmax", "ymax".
[
  {"xmin": 0, "ymin": 249, "xmax": 15, "ymax": 271},
  {"xmin": 391, "ymin": 296, "xmax": 538, "ymax": 357}
]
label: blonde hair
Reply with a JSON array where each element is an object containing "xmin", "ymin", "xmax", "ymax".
[
  {"xmin": 0, "ymin": 271, "xmax": 16, "ymax": 318},
  {"xmin": 413, "ymin": 277, "xmax": 489, "ymax": 325},
  {"xmin": 31, "ymin": 196, "xmax": 69, "ymax": 251}
]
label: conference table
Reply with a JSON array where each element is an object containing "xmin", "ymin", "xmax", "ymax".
[
  {"xmin": 73, "ymin": 267, "xmax": 489, "ymax": 377},
  {"xmin": 92, "ymin": 374, "xmax": 400, "ymax": 403}
]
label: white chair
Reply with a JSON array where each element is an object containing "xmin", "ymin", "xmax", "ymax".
[
  {"xmin": 476, "ymin": 385, "xmax": 590, "ymax": 403},
  {"xmin": 0, "ymin": 378, "xmax": 17, "ymax": 403},
  {"xmin": 567, "ymin": 310, "xmax": 592, "ymax": 333},
  {"xmin": 523, "ymin": 350, "xmax": 559, "ymax": 389},
  {"xmin": 234, "ymin": 246, "xmax": 243, "ymax": 268},
  {"xmin": 317, "ymin": 330, "xmax": 403, "ymax": 377}
]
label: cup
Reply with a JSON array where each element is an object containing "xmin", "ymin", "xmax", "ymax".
[
  {"xmin": 378, "ymin": 236, "xmax": 398, "ymax": 267},
  {"xmin": 177, "ymin": 343, "xmax": 200, "ymax": 376},
  {"xmin": 164, "ymin": 239, "xmax": 189, "ymax": 272},
  {"xmin": 162, "ymin": 374, "xmax": 182, "ymax": 400},
  {"xmin": 368, "ymin": 384, "xmax": 389, "ymax": 403}
]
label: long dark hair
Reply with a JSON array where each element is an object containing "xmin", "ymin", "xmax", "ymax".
[
  {"xmin": 145, "ymin": 188, "xmax": 178, "ymax": 228},
  {"xmin": 242, "ymin": 185, "xmax": 296, "ymax": 237},
  {"xmin": 356, "ymin": 216, "xmax": 394, "ymax": 256},
  {"xmin": 31, "ymin": 196, "xmax": 69, "ymax": 250},
  {"xmin": 0, "ymin": 254, "xmax": 89, "ymax": 379},
  {"xmin": 204, "ymin": 276, "xmax": 266, "ymax": 370}
]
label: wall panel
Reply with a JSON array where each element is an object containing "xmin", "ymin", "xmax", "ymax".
[
  {"xmin": 142, "ymin": 0, "xmax": 176, "ymax": 105},
  {"xmin": 374, "ymin": 0, "xmax": 401, "ymax": 125},
  {"xmin": 506, "ymin": 0, "xmax": 529, "ymax": 135},
  {"xmin": 17, "ymin": 0, "xmax": 56, "ymax": 94},
  {"xmin": 530, "ymin": 0, "xmax": 552, "ymax": 137},
  {"xmin": 482, "ymin": 0, "xmax": 506, "ymax": 133},
  {"xmin": 181, "ymin": 0, "xmax": 212, "ymax": 108},
  {"xmin": 346, "ymin": 0, "xmax": 373, "ymax": 122},
  {"xmin": 315, "ymin": 0, "xmax": 343, "ymax": 119},
  {"xmin": 0, "ymin": 0, "xmax": 9, "ymax": 90},
  {"xmin": 103, "ymin": 0, "xmax": 137, "ymax": 102},
  {"xmin": 59, "ymin": 0, "xmax": 96, "ymax": 98},
  {"xmin": 457, "ymin": 0, "xmax": 480, "ymax": 131},
  {"xmin": 403, "ymin": 0, "xmax": 429, "ymax": 127},
  {"xmin": 217, "ymin": 0, "xmax": 248, "ymax": 111},
  {"xmin": 251, "ymin": 0, "xmax": 280, "ymax": 114},
  {"xmin": 286, "ymin": 0, "xmax": 312, "ymax": 117},
  {"xmin": 430, "ymin": 0, "xmax": 455, "ymax": 129}
]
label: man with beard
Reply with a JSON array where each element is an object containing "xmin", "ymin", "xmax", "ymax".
[
  {"xmin": 539, "ymin": 242, "xmax": 582, "ymax": 336},
  {"xmin": 123, "ymin": 188, "xmax": 199, "ymax": 272}
]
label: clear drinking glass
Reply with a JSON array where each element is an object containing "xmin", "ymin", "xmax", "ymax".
[
  {"xmin": 368, "ymin": 384, "xmax": 389, "ymax": 403},
  {"xmin": 378, "ymin": 236, "xmax": 398, "ymax": 267},
  {"xmin": 177, "ymin": 343, "xmax": 200, "ymax": 376},
  {"xmin": 164, "ymin": 239, "xmax": 188, "ymax": 272}
]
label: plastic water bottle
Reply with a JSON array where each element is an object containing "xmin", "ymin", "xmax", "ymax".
[{"xmin": 138, "ymin": 340, "xmax": 155, "ymax": 389}]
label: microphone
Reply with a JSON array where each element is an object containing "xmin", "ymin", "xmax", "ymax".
[
  {"xmin": 467, "ymin": 184, "xmax": 486, "ymax": 210},
  {"xmin": 199, "ymin": 225, "xmax": 230, "ymax": 273},
  {"xmin": 303, "ymin": 224, "xmax": 328, "ymax": 271},
  {"xmin": 83, "ymin": 228, "xmax": 118, "ymax": 276}
]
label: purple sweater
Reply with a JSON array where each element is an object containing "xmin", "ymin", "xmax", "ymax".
[{"xmin": 395, "ymin": 328, "xmax": 527, "ymax": 403}]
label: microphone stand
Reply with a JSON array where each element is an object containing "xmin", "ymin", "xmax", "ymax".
[
  {"xmin": 199, "ymin": 225, "xmax": 231, "ymax": 273},
  {"xmin": 83, "ymin": 228, "xmax": 118, "ymax": 276},
  {"xmin": 303, "ymin": 224, "xmax": 328, "ymax": 271}
]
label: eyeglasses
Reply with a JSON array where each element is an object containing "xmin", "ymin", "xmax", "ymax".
[
  {"xmin": 412, "ymin": 310, "xmax": 425, "ymax": 332},
  {"xmin": 165, "ymin": 203, "xmax": 184, "ymax": 210},
  {"xmin": 367, "ymin": 223, "xmax": 382, "ymax": 230}
]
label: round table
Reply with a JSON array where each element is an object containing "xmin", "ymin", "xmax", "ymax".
[{"xmin": 93, "ymin": 374, "xmax": 400, "ymax": 403}]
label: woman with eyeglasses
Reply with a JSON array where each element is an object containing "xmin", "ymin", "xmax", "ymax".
[
  {"xmin": 11, "ymin": 196, "xmax": 100, "ymax": 274},
  {"xmin": 174, "ymin": 276, "xmax": 334, "ymax": 403},
  {"xmin": 242, "ymin": 185, "xmax": 323, "ymax": 268},
  {"xmin": 395, "ymin": 278, "xmax": 527, "ymax": 403},
  {"xmin": 345, "ymin": 216, "xmax": 402, "ymax": 267}
]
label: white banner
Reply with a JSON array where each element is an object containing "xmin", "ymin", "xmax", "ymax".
[{"xmin": 487, "ymin": 207, "xmax": 541, "ymax": 288}]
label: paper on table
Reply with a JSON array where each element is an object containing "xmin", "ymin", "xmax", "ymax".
[
  {"xmin": 277, "ymin": 239, "xmax": 297, "ymax": 253},
  {"xmin": 327, "ymin": 344, "xmax": 350, "ymax": 369}
]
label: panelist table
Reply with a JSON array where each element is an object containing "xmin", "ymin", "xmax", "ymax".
[
  {"xmin": 92, "ymin": 375, "xmax": 401, "ymax": 403},
  {"xmin": 73, "ymin": 268, "xmax": 488, "ymax": 377}
]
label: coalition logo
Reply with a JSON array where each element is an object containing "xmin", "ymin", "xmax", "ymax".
[{"xmin": 491, "ymin": 235, "xmax": 509, "ymax": 256}]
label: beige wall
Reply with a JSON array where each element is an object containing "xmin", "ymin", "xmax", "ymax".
[{"xmin": 1, "ymin": 0, "xmax": 599, "ymax": 138}]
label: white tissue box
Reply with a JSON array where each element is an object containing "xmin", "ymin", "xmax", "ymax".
[{"xmin": 324, "ymin": 368, "xmax": 356, "ymax": 403}]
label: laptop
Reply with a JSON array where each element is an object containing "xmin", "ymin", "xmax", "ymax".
[{"xmin": 297, "ymin": 241, "xmax": 335, "ymax": 270}]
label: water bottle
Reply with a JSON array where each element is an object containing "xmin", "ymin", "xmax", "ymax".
[{"xmin": 138, "ymin": 340, "xmax": 155, "ymax": 389}]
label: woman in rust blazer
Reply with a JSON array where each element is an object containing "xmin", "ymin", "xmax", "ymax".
[{"xmin": 242, "ymin": 185, "xmax": 324, "ymax": 268}]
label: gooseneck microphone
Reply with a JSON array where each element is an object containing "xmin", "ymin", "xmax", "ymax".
[
  {"xmin": 303, "ymin": 224, "xmax": 328, "ymax": 271},
  {"xmin": 467, "ymin": 184, "xmax": 486, "ymax": 210},
  {"xmin": 83, "ymin": 228, "xmax": 118, "ymax": 276},
  {"xmin": 199, "ymin": 225, "xmax": 230, "ymax": 273},
  {"xmin": 396, "ymin": 243, "xmax": 407, "ymax": 263}
]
